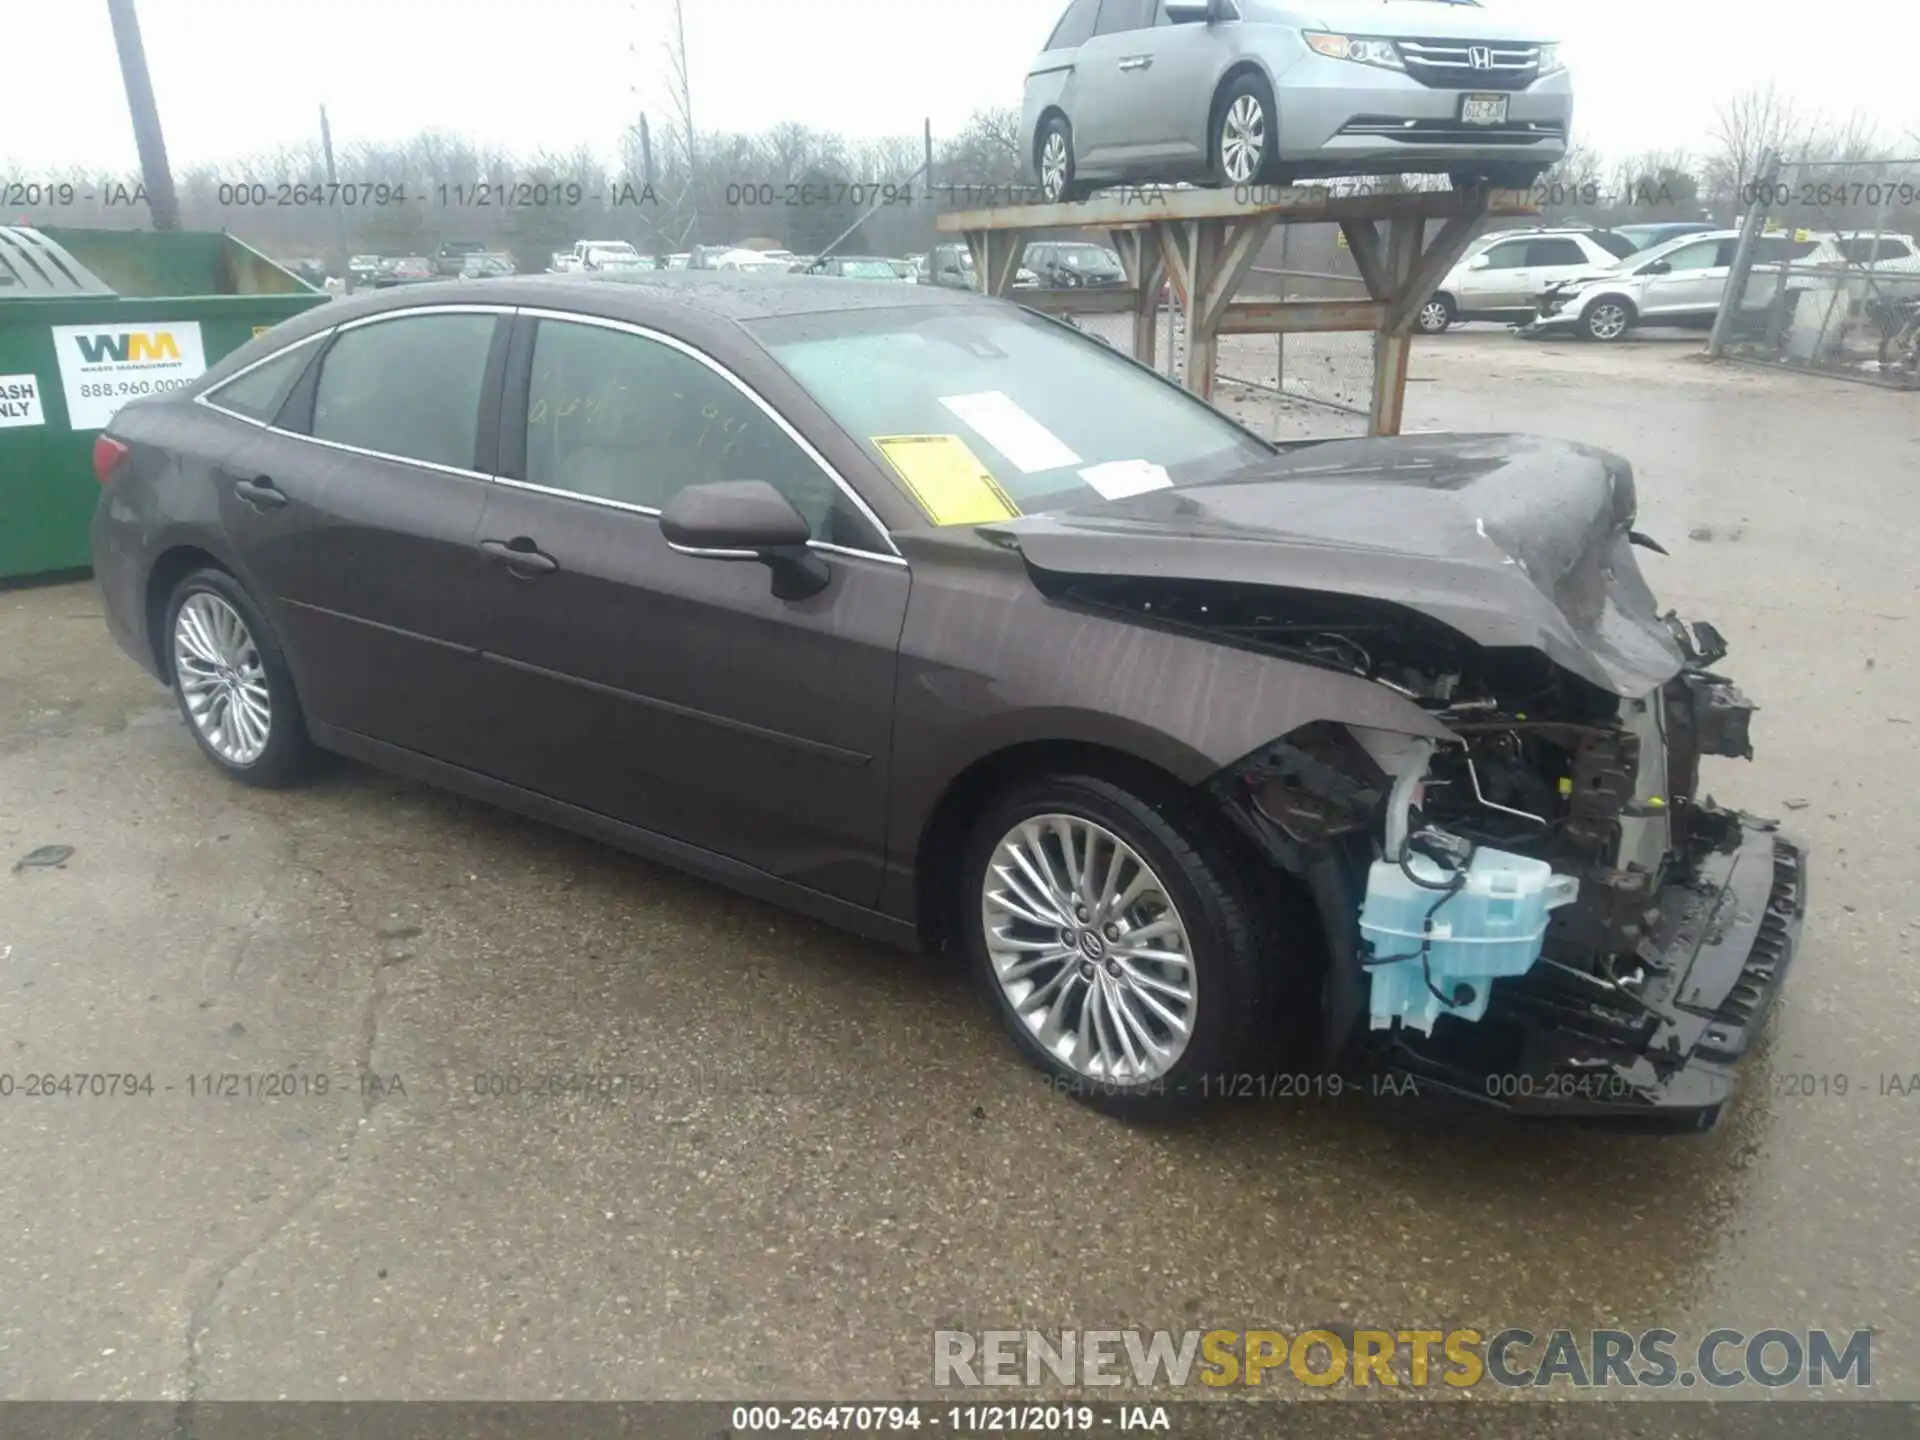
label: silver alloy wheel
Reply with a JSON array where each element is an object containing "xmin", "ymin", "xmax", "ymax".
[
  {"xmin": 1040, "ymin": 130, "xmax": 1070, "ymax": 202},
  {"xmin": 981, "ymin": 813, "xmax": 1198, "ymax": 1084},
  {"xmin": 1220, "ymin": 94, "xmax": 1267, "ymax": 184},
  {"xmin": 1418, "ymin": 299, "xmax": 1451, "ymax": 333},
  {"xmin": 1587, "ymin": 301, "xmax": 1629, "ymax": 340},
  {"xmin": 173, "ymin": 591, "xmax": 272, "ymax": 766}
]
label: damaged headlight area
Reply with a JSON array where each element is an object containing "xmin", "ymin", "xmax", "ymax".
[{"xmin": 1210, "ymin": 615, "xmax": 1803, "ymax": 1130}]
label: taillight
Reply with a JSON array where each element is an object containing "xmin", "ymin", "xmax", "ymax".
[{"xmin": 92, "ymin": 434, "xmax": 130, "ymax": 485}]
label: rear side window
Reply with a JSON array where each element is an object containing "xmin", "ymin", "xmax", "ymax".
[
  {"xmin": 1047, "ymin": 0, "xmax": 1100, "ymax": 48},
  {"xmin": 1526, "ymin": 239, "xmax": 1588, "ymax": 267},
  {"xmin": 1093, "ymin": 0, "xmax": 1154, "ymax": 36},
  {"xmin": 203, "ymin": 340, "xmax": 317, "ymax": 424},
  {"xmin": 1836, "ymin": 236, "xmax": 1914, "ymax": 262},
  {"xmin": 311, "ymin": 313, "xmax": 498, "ymax": 470}
]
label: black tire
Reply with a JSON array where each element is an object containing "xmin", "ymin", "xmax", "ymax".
[
  {"xmin": 162, "ymin": 567, "xmax": 316, "ymax": 788},
  {"xmin": 1580, "ymin": 295, "xmax": 1635, "ymax": 342},
  {"xmin": 1035, "ymin": 115, "xmax": 1090, "ymax": 204},
  {"xmin": 1211, "ymin": 74, "xmax": 1281, "ymax": 188},
  {"xmin": 961, "ymin": 773, "xmax": 1292, "ymax": 1120},
  {"xmin": 1416, "ymin": 293, "xmax": 1457, "ymax": 334}
]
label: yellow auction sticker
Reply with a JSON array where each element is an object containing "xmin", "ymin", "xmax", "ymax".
[{"xmin": 873, "ymin": 434, "xmax": 1021, "ymax": 526}]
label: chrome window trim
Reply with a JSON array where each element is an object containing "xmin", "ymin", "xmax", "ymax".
[
  {"xmin": 195, "ymin": 331, "xmax": 331, "ymax": 424},
  {"xmin": 514, "ymin": 305, "xmax": 904, "ymax": 561},
  {"xmin": 187, "ymin": 300, "xmax": 907, "ymax": 568}
]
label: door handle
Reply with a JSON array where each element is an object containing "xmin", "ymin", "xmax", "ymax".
[
  {"xmin": 479, "ymin": 537, "xmax": 559, "ymax": 577},
  {"xmin": 1118, "ymin": 56, "xmax": 1152, "ymax": 71},
  {"xmin": 232, "ymin": 477, "xmax": 287, "ymax": 511}
]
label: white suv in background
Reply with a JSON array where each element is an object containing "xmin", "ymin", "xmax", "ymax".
[{"xmin": 1421, "ymin": 228, "xmax": 1639, "ymax": 333}]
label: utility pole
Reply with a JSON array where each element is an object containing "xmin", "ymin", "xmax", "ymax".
[
  {"xmin": 105, "ymin": 0, "xmax": 181, "ymax": 231},
  {"xmin": 320, "ymin": 104, "xmax": 346, "ymax": 281}
]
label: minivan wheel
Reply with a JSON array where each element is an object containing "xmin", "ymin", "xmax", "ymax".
[
  {"xmin": 1582, "ymin": 298, "xmax": 1633, "ymax": 342},
  {"xmin": 1036, "ymin": 117, "xmax": 1089, "ymax": 204},
  {"xmin": 1417, "ymin": 294, "xmax": 1456, "ymax": 334},
  {"xmin": 962, "ymin": 774, "xmax": 1283, "ymax": 1118},
  {"xmin": 165, "ymin": 567, "xmax": 315, "ymax": 787},
  {"xmin": 1212, "ymin": 76, "xmax": 1279, "ymax": 187}
]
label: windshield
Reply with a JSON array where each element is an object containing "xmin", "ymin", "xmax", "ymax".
[
  {"xmin": 1044, "ymin": 245, "xmax": 1123, "ymax": 271},
  {"xmin": 838, "ymin": 259, "xmax": 902, "ymax": 279},
  {"xmin": 753, "ymin": 305, "xmax": 1272, "ymax": 518}
]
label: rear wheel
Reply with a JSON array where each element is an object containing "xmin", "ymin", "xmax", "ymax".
[
  {"xmin": 1211, "ymin": 75, "xmax": 1280, "ymax": 187},
  {"xmin": 1582, "ymin": 296, "xmax": 1634, "ymax": 342},
  {"xmin": 1417, "ymin": 293, "xmax": 1456, "ymax": 334},
  {"xmin": 962, "ymin": 774, "xmax": 1289, "ymax": 1118},
  {"xmin": 164, "ymin": 567, "xmax": 315, "ymax": 787},
  {"xmin": 1036, "ymin": 116, "xmax": 1090, "ymax": 204}
]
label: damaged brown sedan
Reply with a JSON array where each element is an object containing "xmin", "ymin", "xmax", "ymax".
[{"xmin": 90, "ymin": 272, "xmax": 1807, "ymax": 1130}]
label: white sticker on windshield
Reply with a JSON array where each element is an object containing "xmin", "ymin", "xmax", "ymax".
[
  {"xmin": 938, "ymin": 390, "xmax": 1081, "ymax": 474},
  {"xmin": 1080, "ymin": 459, "xmax": 1173, "ymax": 500}
]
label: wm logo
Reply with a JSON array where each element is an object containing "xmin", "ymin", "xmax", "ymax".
[{"xmin": 73, "ymin": 332, "xmax": 180, "ymax": 364}]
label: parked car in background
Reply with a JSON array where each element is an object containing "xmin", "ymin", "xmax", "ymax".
[
  {"xmin": 1423, "ymin": 227, "xmax": 1638, "ymax": 333},
  {"xmin": 709, "ymin": 247, "xmax": 793, "ymax": 273},
  {"xmin": 370, "ymin": 255, "xmax": 434, "ymax": 289},
  {"xmin": 803, "ymin": 255, "xmax": 916, "ymax": 281},
  {"xmin": 458, "ymin": 253, "xmax": 516, "ymax": 280},
  {"xmin": 1519, "ymin": 230, "xmax": 1813, "ymax": 341},
  {"xmin": 433, "ymin": 241, "xmax": 490, "ymax": 277},
  {"xmin": 1023, "ymin": 0, "xmax": 1573, "ymax": 203},
  {"xmin": 1797, "ymin": 230, "xmax": 1920, "ymax": 273},
  {"xmin": 1023, "ymin": 242, "xmax": 1127, "ymax": 288},
  {"xmin": 665, "ymin": 253, "xmax": 692, "ymax": 269},
  {"xmin": 923, "ymin": 243, "xmax": 1038, "ymax": 291},
  {"xmin": 89, "ymin": 272, "xmax": 1802, "ymax": 1129},
  {"xmin": 348, "ymin": 255, "xmax": 384, "ymax": 289},
  {"xmin": 882, "ymin": 259, "xmax": 919, "ymax": 282},
  {"xmin": 1610, "ymin": 222, "xmax": 1717, "ymax": 253}
]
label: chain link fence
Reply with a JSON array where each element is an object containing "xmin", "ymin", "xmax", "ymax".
[{"xmin": 1711, "ymin": 157, "xmax": 1920, "ymax": 389}]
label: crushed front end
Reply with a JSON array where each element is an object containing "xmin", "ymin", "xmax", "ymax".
[{"xmin": 1210, "ymin": 612, "xmax": 1807, "ymax": 1130}]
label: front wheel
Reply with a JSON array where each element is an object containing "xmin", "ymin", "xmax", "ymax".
[
  {"xmin": 962, "ymin": 775, "xmax": 1287, "ymax": 1118},
  {"xmin": 1581, "ymin": 297, "xmax": 1634, "ymax": 342},
  {"xmin": 165, "ymin": 567, "xmax": 316, "ymax": 787}
]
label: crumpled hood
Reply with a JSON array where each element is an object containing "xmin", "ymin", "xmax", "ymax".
[{"xmin": 986, "ymin": 433, "xmax": 1685, "ymax": 698}]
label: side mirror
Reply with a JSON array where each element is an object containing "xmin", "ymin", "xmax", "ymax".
[
  {"xmin": 1468, "ymin": 253, "xmax": 1491, "ymax": 270},
  {"xmin": 660, "ymin": 480, "xmax": 830, "ymax": 601},
  {"xmin": 1163, "ymin": 0, "xmax": 1214, "ymax": 20},
  {"xmin": 1642, "ymin": 260, "xmax": 1672, "ymax": 275}
]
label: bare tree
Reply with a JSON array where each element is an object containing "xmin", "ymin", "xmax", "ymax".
[{"xmin": 1704, "ymin": 84, "xmax": 1808, "ymax": 205}]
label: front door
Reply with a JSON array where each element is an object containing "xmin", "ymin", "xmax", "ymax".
[
  {"xmin": 1638, "ymin": 238, "xmax": 1729, "ymax": 318},
  {"xmin": 463, "ymin": 313, "xmax": 910, "ymax": 907},
  {"xmin": 1457, "ymin": 236, "xmax": 1536, "ymax": 311}
]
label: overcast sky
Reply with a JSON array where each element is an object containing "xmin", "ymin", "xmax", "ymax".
[{"xmin": 3, "ymin": 0, "xmax": 1916, "ymax": 175}]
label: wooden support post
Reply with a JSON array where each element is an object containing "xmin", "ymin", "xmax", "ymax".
[
  {"xmin": 1369, "ymin": 216, "xmax": 1424, "ymax": 437},
  {"xmin": 965, "ymin": 229, "xmax": 1031, "ymax": 298},
  {"xmin": 1160, "ymin": 212, "xmax": 1276, "ymax": 400},
  {"xmin": 1110, "ymin": 228, "xmax": 1165, "ymax": 371}
]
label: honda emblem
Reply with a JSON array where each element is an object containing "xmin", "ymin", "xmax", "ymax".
[{"xmin": 1469, "ymin": 45, "xmax": 1493, "ymax": 68}]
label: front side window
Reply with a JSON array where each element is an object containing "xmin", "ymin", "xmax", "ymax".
[
  {"xmin": 310, "ymin": 313, "xmax": 498, "ymax": 469},
  {"xmin": 1654, "ymin": 240, "xmax": 1723, "ymax": 273},
  {"xmin": 523, "ymin": 319, "xmax": 874, "ymax": 547},
  {"xmin": 204, "ymin": 339, "xmax": 318, "ymax": 424},
  {"xmin": 753, "ymin": 305, "xmax": 1272, "ymax": 520}
]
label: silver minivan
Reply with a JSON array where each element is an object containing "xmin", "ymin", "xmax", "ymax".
[{"xmin": 1023, "ymin": 0, "xmax": 1573, "ymax": 202}]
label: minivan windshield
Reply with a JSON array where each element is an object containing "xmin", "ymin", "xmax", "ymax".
[{"xmin": 753, "ymin": 305, "xmax": 1273, "ymax": 518}]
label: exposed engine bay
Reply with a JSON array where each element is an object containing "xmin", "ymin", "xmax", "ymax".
[{"xmin": 1047, "ymin": 571, "xmax": 1798, "ymax": 1128}]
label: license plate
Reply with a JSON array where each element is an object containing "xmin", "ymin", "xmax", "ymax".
[{"xmin": 1460, "ymin": 93, "xmax": 1508, "ymax": 126}]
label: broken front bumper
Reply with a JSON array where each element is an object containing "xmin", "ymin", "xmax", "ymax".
[{"xmin": 1387, "ymin": 819, "xmax": 1808, "ymax": 1131}]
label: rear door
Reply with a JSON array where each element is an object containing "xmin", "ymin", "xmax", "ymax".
[
  {"xmin": 461, "ymin": 311, "xmax": 911, "ymax": 906},
  {"xmin": 1522, "ymin": 237, "xmax": 1597, "ymax": 308},
  {"xmin": 214, "ymin": 306, "xmax": 507, "ymax": 764}
]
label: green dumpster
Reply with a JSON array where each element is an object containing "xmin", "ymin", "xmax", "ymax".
[{"xmin": 0, "ymin": 225, "xmax": 329, "ymax": 581}]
